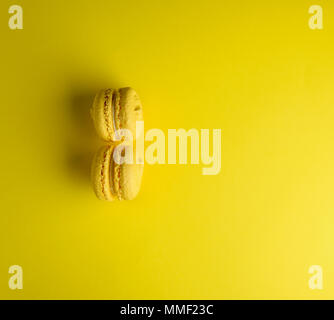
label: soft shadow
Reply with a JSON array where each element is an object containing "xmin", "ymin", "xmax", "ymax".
[
  {"xmin": 63, "ymin": 68, "xmax": 119, "ymax": 186},
  {"xmin": 65, "ymin": 88, "xmax": 99, "ymax": 185}
]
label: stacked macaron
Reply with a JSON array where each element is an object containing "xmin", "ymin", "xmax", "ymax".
[{"xmin": 90, "ymin": 87, "xmax": 144, "ymax": 201}]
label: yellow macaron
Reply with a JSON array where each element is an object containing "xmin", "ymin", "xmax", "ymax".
[
  {"xmin": 91, "ymin": 145, "xmax": 144, "ymax": 201},
  {"xmin": 91, "ymin": 87, "xmax": 143, "ymax": 142}
]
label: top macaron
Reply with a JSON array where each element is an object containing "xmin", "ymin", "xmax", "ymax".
[{"xmin": 91, "ymin": 87, "xmax": 143, "ymax": 142}]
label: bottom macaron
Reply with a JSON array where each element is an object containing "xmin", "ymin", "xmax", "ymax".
[{"xmin": 91, "ymin": 145, "xmax": 144, "ymax": 201}]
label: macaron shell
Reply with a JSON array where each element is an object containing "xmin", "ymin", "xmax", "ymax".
[
  {"xmin": 91, "ymin": 89, "xmax": 115, "ymax": 141},
  {"xmin": 118, "ymin": 87, "xmax": 143, "ymax": 138},
  {"xmin": 91, "ymin": 145, "xmax": 116, "ymax": 201},
  {"xmin": 118, "ymin": 157, "xmax": 144, "ymax": 200}
]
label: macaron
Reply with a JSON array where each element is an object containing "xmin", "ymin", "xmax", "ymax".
[
  {"xmin": 91, "ymin": 87, "xmax": 143, "ymax": 142},
  {"xmin": 91, "ymin": 145, "xmax": 144, "ymax": 201}
]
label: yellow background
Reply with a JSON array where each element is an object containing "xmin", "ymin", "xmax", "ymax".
[{"xmin": 1, "ymin": 0, "xmax": 333, "ymax": 299}]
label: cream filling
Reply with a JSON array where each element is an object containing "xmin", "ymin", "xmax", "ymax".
[
  {"xmin": 113, "ymin": 163, "xmax": 122, "ymax": 200},
  {"xmin": 109, "ymin": 150, "xmax": 116, "ymax": 197},
  {"xmin": 111, "ymin": 91, "xmax": 118, "ymax": 139}
]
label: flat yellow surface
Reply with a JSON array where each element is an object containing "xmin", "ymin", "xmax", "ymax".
[{"xmin": 1, "ymin": 0, "xmax": 334, "ymax": 299}]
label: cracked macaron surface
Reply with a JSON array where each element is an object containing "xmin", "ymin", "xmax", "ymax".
[
  {"xmin": 91, "ymin": 87, "xmax": 143, "ymax": 142},
  {"xmin": 91, "ymin": 145, "xmax": 144, "ymax": 201},
  {"xmin": 91, "ymin": 145, "xmax": 116, "ymax": 201},
  {"xmin": 90, "ymin": 87, "xmax": 144, "ymax": 201}
]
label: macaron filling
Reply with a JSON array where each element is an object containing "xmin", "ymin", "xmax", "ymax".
[
  {"xmin": 114, "ymin": 162, "xmax": 122, "ymax": 200},
  {"xmin": 108, "ymin": 150, "xmax": 116, "ymax": 198},
  {"xmin": 111, "ymin": 90, "xmax": 118, "ymax": 139}
]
